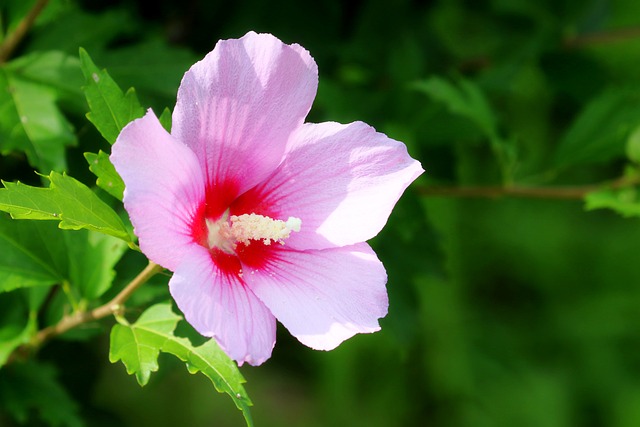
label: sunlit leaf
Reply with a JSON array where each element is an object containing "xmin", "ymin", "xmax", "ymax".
[
  {"xmin": 109, "ymin": 303, "xmax": 181, "ymax": 385},
  {"xmin": 0, "ymin": 171, "xmax": 131, "ymax": 242},
  {"xmin": 84, "ymin": 151, "xmax": 124, "ymax": 200},
  {"xmin": 79, "ymin": 48, "xmax": 144, "ymax": 145},
  {"xmin": 110, "ymin": 303, "xmax": 254, "ymax": 427}
]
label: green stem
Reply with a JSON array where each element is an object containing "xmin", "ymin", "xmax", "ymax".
[{"xmin": 0, "ymin": 0, "xmax": 50, "ymax": 64}]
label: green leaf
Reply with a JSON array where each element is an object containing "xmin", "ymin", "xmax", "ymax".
[
  {"xmin": 0, "ymin": 214, "xmax": 127, "ymax": 303},
  {"xmin": 0, "ymin": 360, "xmax": 84, "ymax": 427},
  {"xmin": 0, "ymin": 66, "xmax": 76, "ymax": 172},
  {"xmin": 0, "ymin": 215, "xmax": 65, "ymax": 292},
  {"xmin": 0, "ymin": 286, "xmax": 50, "ymax": 368},
  {"xmin": 109, "ymin": 303, "xmax": 181, "ymax": 385},
  {"xmin": 585, "ymin": 187, "xmax": 640, "ymax": 218},
  {"xmin": 110, "ymin": 303, "xmax": 253, "ymax": 426},
  {"xmin": 0, "ymin": 292, "xmax": 36, "ymax": 366},
  {"xmin": 555, "ymin": 88, "xmax": 640, "ymax": 167},
  {"xmin": 162, "ymin": 338, "xmax": 253, "ymax": 424},
  {"xmin": 0, "ymin": 171, "xmax": 131, "ymax": 242},
  {"xmin": 79, "ymin": 48, "xmax": 144, "ymax": 144},
  {"xmin": 158, "ymin": 107, "xmax": 172, "ymax": 132},
  {"xmin": 65, "ymin": 230, "xmax": 127, "ymax": 300},
  {"xmin": 5, "ymin": 50, "xmax": 85, "ymax": 114},
  {"xmin": 584, "ymin": 168, "xmax": 640, "ymax": 217},
  {"xmin": 414, "ymin": 76, "xmax": 516, "ymax": 181},
  {"xmin": 0, "ymin": 316, "xmax": 34, "ymax": 366},
  {"xmin": 84, "ymin": 151, "xmax": 124, "ymax": 200},
  {"xmin": 414, "ymin": 76, "xmax": 498, "ymax": 139}
]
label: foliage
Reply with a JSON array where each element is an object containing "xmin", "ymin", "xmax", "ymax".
[
  {"xmin": 0, "ymin": 171, "xmax": 131, "ymax": 242},
  {"xmin": 79, "ymin": 47, "xmax": 144, "ymax": 145},
  {"xmin": 109, "ymin": 303, "xmax": 253, "ymax": 426},
  {"xmin": 3, "ymin": 0, "xmax": 640, "ymax": 426}
]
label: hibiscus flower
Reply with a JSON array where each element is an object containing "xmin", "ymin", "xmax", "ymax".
[{"xmin": 111, "ymin": 31, "xmax": 423, "ymax": 366}]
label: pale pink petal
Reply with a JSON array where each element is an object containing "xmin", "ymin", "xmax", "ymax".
[
  {"xmin": 232, "ymin": 121, "xmax": 423, "ymax": 250},
  {"xmin": 170, "ymin": 245, "xmax": 277, "ymax": 366},
  {"xmin": 111, "ymin": 110, "xmax": 205, "ymax": 271},
  {"xmin": 243, "ymin": 243, "xmax": 388, "ymax": 350},
  {"xmin": 172, "ymin": 31, "xmax": 318, "ymax": 194}
]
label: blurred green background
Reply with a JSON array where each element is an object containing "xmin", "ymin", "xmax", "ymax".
[{"xmin": 4, "ymin": 0, "xmax": 640, "ymax": 426}]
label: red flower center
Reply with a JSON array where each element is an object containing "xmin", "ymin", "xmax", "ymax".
[{"xmin": 190, "ymin": 181, "xmax": 300, "ymax": 278}]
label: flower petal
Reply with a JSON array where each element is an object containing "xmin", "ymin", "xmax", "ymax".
[
  {"xmin": 170, "ymin": 245, "xmax": 277, "ymax": 366},
  {"xmin": 172, "ymin": 31, "xmax": 318, "ymax": 194},
  {"xmin": 233, "ymin": 121, "xmax": 423, "ymax": 250},
  {"xmin": 111, "ymin": 110, "xmax": 205, "ymax": 271},
  {"xmin": 243, "ymin": 243, "xmax": 388, "ymax": 351}
]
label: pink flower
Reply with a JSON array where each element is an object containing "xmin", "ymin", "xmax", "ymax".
[{"xmin": 111, "ymin": 31, "xmax": 423, "ymax": 366}]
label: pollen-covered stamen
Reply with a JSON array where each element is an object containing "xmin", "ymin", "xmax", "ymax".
[
  {"xmin": 231, "ymin": 214, "xmax": 301, "ymax": 245},
  {"xmin": 206, "ymin": 211, "xmax": 301, "ymax": 253}
]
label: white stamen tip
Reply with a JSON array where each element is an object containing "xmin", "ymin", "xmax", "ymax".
[
  {"xmin": 285, "ymin": 217, "xmax": 301, "ymax": 233},
  {"xmin": 206, "ymin": 211, "xmax": 301, "ymax": 253}
]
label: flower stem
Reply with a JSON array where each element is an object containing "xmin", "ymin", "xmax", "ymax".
[
  {"xmin": 0, "ymin": 0, "xmax": 50, "ymax": 64},
  {"xmin": 19, "ymin": 261, "xmax": 163, "ymax": 358}
]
